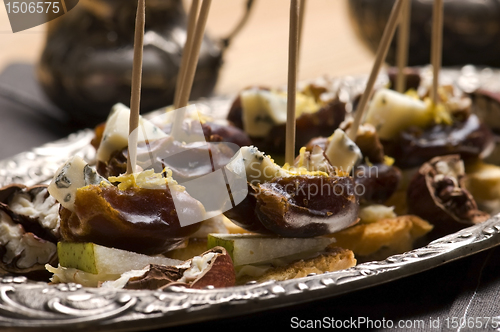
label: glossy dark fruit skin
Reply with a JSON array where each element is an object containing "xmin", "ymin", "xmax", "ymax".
[
  {"xmin": 353, "ymin": 125, "xmax": 385, "ymax": 164},
  {"xmin": 94, "ymin": 116, "xmax": 248, "ymax": 182},
  {"xmin": 354, "ymin": 163, "xmax": 401, "ymax": 204},
  {"xmin": 157, "ymin": 119, "xmax": 253, "ymax": 149},
  {"xmin": 225, "ymin": 175, "xmax": 359, "ymax": 237},
  {"xmin": 383, "ymin": 114, "xmax": 495, "ymax": 169},
  {"xmin": 96, "ymin": 119, "xmax": 250, "ymax": 180},
  {"xmin": 124, "ymin": 247, "xmax": 235, "ymax": 290},
  {"xmin": 202, "ymin": 121, "xmax": 253, "ymax": 148},
  {"xmin": 256, "ymin": 176, "xmax": 359, "ymax": 237},
  {"xmin": 96, "ymin": 149, "xmax": 128, "ymax": 180},
  {"xmin": 93, "ymin": 119, "xmax": 251, "ymax": 154},
  {"xmin": 387, "ymin": 67, "xmax": 421, "ymax": 92},
  {"xmin": 407, "ymin": 155, "xmax": 489, "ymax": 239},
  {"xmin": 97, "ymin": 136, "xmax": 239, "ymax": 183},
  {"xmin": 59, "ymin": 184, "xmax": 202, "ymax": 255},
  {"xmin": 228, "ymin": 94, "xmax": 346, "ymax": 155},
  {"xmin": 223, "ymin": 183, "xmax": 273, "ymax": 235}
]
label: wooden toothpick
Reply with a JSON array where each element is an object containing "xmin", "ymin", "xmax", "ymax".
[
  {"xmin": 347, "ymin": 0, "xmax": 404, "ymax": 141},
  {"xmin": 431, "ymin": 0, "xmax": 443, "ymax": 105},
  {"xmin": 396, "ymin": 0, "xmax": 411, "ymax": 93},
  {"xmin": 177, "ymin": 0, "xmax": 212, "ymax": 109},
  {"xmin": 285, "ymin": 0, "xmax": 300, "ymax": 165},
  {"xmin": 126, "ymin": 0, "xmax": 146, "ymax": 175},
  {"xmin": 297, "ymin": 0, "xmax": 306, "ymax": 65},
  {"xmin": 171, "ymin": 0, "xmax": 211, "ymax": 139},
  {"xmin": 174, "ymin": 0, "xmax": 200, "ymax": 110}
]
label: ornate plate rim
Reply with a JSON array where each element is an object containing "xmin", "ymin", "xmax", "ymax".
[{"xmin": 1, "ymin": 66, "xmax": 500, "ymax": 331}]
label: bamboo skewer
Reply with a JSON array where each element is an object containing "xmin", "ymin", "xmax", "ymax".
[
  {"xmin": 173, "ymin": 0, "xmax": 200, "ymax": 110},
  {"xmin": 177, "ymin": 0, "xmax": 212, "ymax": 109},
  {"xmin": 171, "ymin": 0, "xmax": 212, "ymax": 139},
  {"xmin": 431, "ymin": 0, "xmax": 443, "ymax": 105},
  {"xmin": 347, "ymin": 0, "xmax": 404, "ymax": 141},
  {"xmin": 396, "ymin": 0, "xmax": 411, "ymax": 93},
  {"xmin": 285, "ymin": 0, "xmax": 300, "ymax": 165},
  {"xmin": 126, "ymin": 0, "xmax": 146, "ymax": 175},
  {"xmin": 297, "ymin": 0, "xmax": 306, "ymax": 64}
]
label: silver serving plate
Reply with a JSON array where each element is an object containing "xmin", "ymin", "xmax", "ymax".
[{"xmin": 1, "ymin": 66, "xmax": 500, "ymax": 331}]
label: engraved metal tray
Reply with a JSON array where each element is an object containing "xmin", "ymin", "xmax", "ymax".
[{"xmin": 1, "ymin": 67, "xmax": 500, "ymax": 331}]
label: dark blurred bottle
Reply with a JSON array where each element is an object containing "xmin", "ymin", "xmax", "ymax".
[
  {"xmin": 348, "ymin": 0, "xmax": 500, "ymax": 68},
  {"xmin": 37, "ymin": 0, "xmax": 251, "ymax": 127}
]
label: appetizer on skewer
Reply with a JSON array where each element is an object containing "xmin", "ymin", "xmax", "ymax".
[
  {"xmin": 45, "ymin": 154, "xmax": 239, "ymax": 289},
  {"xmin": 223, "ymin": 142, "xmax": 360, "ymax": 237},
  {"xmin": 227, "ymin": 84, "xmax": 346, "ymax": 155},
  {"xmin": 93, "ymin": 103, "xmax": 252, "ymax": 179}
]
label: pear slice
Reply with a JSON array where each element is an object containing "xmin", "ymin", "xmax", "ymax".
[
  {"xmin": 57, "ymin": 242, "xmax": 182, "ymax": 275},
  {"xmin": 207, "ymin": 234, "xmax": 334, "ymax": 266}
]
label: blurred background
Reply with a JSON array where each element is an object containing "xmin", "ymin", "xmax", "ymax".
[
  {"xmin": 2, "ymin": 0, "xmax": 500, "ymax": 159},
  {"xmin": 0, "ymin": 0, "xmax": 375, "ymax": 97},
  {"xmin": 0, "ymin": 0, "xmax": 377, "ymax": 159}
]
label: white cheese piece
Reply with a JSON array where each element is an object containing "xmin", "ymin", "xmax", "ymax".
[
  {"xmin": 96, "ymin": 103, "xmax": 167, "ymax": 163},
  {"xmin": 241, "ymin": 89, "xmax": 277, "ymax": 137},
  {"xmin": 226, "ymin": 146, "xmax": 331, "ymax": 185},
  {"xmin": 48, "ymin": 156, "xmax": 109, "ymax": 212},
  {"xmin": 295, "ymin": 146, "xmax": 332, "ymax": 173},
  {"xmin": 433, "ymin": 159, "xmax": 464, "ymax": 187},
  {"xmin": 325, "ymin": 129, "xmax": 362, "ymax": 173},
  {"xmin": 364, "ymin": 89, "xmax": 432, "ymax": 140},
  {"xmin": 240, "ymin": 88, "xmax": 320, "ymax": 137},
  {"xmin": 358, "ymin": 205, "xmax": 397, "ymax": 223},
  {"xmin": 227, "ymin": 146, "xmax": 289, "ymax": 185}
]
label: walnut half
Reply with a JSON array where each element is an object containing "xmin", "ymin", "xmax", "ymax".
[{"xmin": 0, "ymin": 184, "xmax": 61, "ymax": 279}]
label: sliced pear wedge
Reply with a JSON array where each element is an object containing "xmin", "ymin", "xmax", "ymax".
[
  {"xmin": 57, "ymin": 242, "xmax": 182, "ymax": 275},
  {"xmin": 207, "ymin": 233, "xmax": 334, "ymax": 266}
]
